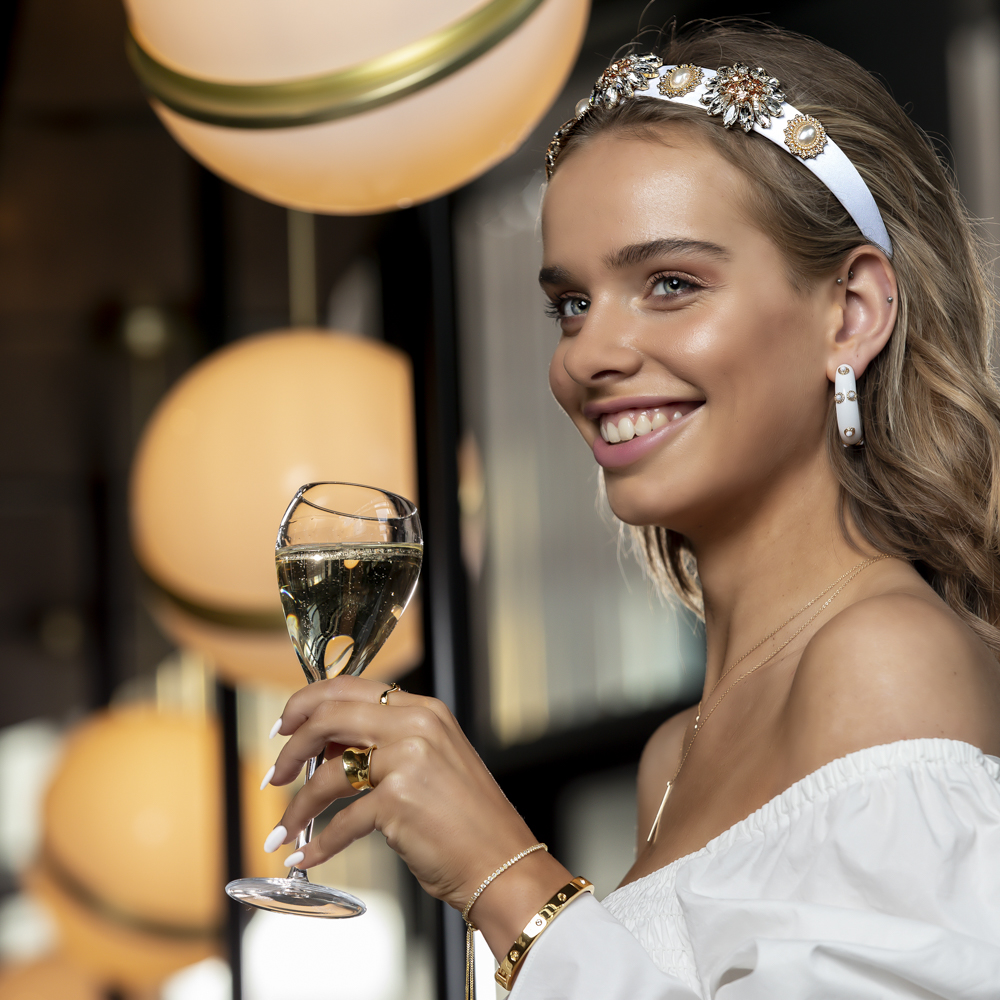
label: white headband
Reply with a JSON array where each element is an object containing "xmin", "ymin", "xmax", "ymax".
[{"xmin": 547, "ymin": 56, "xmax": 893, "ymax": 258}]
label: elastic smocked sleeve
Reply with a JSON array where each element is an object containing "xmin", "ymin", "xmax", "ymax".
[
  {"xmin": 511, "ymin": 740, "xmax": 1000, "ymax": 999},
  {"xmin": 509, "ymin": 893, "xmax": 700, "ymax": 1000}
]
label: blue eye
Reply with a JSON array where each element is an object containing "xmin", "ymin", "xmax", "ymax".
[
  {"xmin": 653, "ymin": 275, "xmax": 692, "ymax": 296},
  {"xmin": 545, "ymin": 296, "xmax": 589, "ymax": 319},
  {"xmin": 559, "ymin": 297, "xmax": 589, "ymax": 317}
]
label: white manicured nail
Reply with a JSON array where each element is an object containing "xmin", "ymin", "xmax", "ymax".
[
  {"xmin": 263, "ymin": 825, "xmax": 286, "ymax": 854},
  {"xmin": 268, "ymin": 718, "xmax": 282, "ymax": 740},
  {"xmin": 283, "ymin": 851, "xmax": 305, "ymax": 868},
  {"xmin": 259, "ymin": 765, "xmax": 275, "ymax": 791}
]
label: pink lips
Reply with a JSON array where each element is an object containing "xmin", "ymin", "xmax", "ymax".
[{"xmin": 591, "ymin": 403, "xmax": 701, "ymax": 469}]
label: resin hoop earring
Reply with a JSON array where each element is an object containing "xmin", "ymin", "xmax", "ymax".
[{"xmin": 834, "ymin": 364, "xmax": 863, "ymax": 446}]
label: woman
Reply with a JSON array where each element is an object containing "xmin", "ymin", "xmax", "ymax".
[{"xmin": 262, "ymin": 21, "xmax": 1000, "ymax": 998}]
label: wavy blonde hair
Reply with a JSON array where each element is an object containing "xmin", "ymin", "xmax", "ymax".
[{"xmin": 554, "ymin": 20, "xmax": 1000, "ymax": 652}]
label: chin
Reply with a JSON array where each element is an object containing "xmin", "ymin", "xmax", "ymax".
[{"xmin": 604, "ymin": 475, "xmax": 693, "ymax": 532}]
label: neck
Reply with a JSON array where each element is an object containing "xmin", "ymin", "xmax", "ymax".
[{"xmin": 688, "ymin": 450, "xmax": 877, "ymax": 694}]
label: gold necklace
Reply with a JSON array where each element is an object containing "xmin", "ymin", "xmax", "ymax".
[{"xmin": 646, "ymin": 554, "xmax": 892, "ymax": 843}]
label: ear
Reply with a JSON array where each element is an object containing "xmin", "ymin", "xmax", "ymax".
[{"xmin": 824, "ymin": 247, "xmax": 897, "ymax": 382}]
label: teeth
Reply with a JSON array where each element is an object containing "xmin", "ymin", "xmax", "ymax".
[{"xmin": 599, "ymin": 405, "xmax": 695, "ymax": 444}]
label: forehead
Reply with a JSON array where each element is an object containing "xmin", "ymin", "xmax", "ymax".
[{"xmin": 541, "ymin": 130, "xmax": 759, "ymax": 264}]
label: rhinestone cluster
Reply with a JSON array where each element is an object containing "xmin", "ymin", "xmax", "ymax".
[
  {"xmin": 590, "ymin": 54, "xmax": 663, "ymax": 110},
  {"xmin": 545, "ymin": 53, "xmax": 662, "ymax": 179},
  {"xmin": 701, "ymin": 63, "xmax": 784, "ymax": 132}
]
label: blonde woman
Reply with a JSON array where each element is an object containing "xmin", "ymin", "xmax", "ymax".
[{"xmin": 262, "ymin": 21, "xmax": 1000, "ymax": 998}]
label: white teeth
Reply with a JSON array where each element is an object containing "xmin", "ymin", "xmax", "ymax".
[{"xmin": 601, "ymin": 406, "xmax": 691, "ymax": 443}]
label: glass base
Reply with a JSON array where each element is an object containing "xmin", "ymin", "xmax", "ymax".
[{"xmin": 226, "ymin": 876, "xmax": 366, "ymax": 918}]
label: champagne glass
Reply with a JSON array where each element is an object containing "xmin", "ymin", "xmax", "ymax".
[{"xmin": 226, "ymin": 482, "xmax": 423, "ymax": 918}]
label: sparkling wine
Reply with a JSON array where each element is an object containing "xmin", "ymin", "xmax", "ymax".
[{"xmin": 276, "ymin": 542, "xmax": 422, "ymax": 681}]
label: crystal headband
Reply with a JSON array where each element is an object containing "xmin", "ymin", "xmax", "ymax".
[{"xmin": 546, "ymin": 55, "xmax": 893, "ymax": 258}]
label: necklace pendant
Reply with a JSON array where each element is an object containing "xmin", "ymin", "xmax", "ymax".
[{"xmin": 646, "ymin": 781, "xmax": 673, "ymax": 844}]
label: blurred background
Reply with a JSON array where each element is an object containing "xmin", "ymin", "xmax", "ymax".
[{"xmin": 0, "ymin": 0, "xmax": 996, "ymax": 997}]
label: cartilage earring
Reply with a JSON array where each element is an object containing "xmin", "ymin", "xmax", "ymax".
[{"xmin": 834, "ymin": 364, "xmax": 863, "ymax": 446}]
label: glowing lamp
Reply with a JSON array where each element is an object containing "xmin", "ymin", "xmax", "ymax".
[
  {"xmin": 30, "ymin": 705, "xmax": 286, "ymax": 989},
  {"xmin": 0, "ymin": 955, "xmax": 102, "ymax": 1000},
  {"xmin": 129, "ymin": 330, "xmax": 421, "ymax": 687},
  {"xmin": 122, "ymin": 0, "xmax": 590, "ymax": 213}
]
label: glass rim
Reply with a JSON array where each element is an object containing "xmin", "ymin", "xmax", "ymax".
[{"xmin": 292, "ymin": 481, "xmax": 419, "ymax": 523}]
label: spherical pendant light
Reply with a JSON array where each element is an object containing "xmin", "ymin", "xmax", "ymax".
[
  {"xmin": 29, "ymin": 706, "xmax": 287, "ymax": 989},
  {"xmin": 122, "ymin": 0, "xmax": 590, "ymax": 212},
  {"xmin": 129, "ymin": 330, "xmax": 421, "ymax": 687}
]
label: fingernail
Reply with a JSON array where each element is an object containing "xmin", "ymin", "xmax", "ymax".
[
  {"xmin": 268, "ymin": 718, "xmax": 282, "ymax": 740},
  {"xmin": 283, "ymin": 851, "xmax": 305, "ymax": 868},
  {"xmin": 259, "ymin": 765, "xmax": 276, "ymax": 791},
  {"xmin": 263, "ymin": 825, "xmax": 287, "ymax": 854}
]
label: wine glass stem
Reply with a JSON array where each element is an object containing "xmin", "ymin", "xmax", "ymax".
[{"xmin": 288, "ymin": 750, "xmax": 324, "ymax": 879}]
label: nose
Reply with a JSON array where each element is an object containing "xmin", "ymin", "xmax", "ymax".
[{"xmin": 558, "ymin": 303, "xmax": 642, "ymax": 387}]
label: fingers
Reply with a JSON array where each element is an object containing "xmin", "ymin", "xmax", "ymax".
[
  {"xmin": 295, "ymin": 792, "xmax": 380, "ymax": 869},
  {"xmin": 271, "ymin": 750, "xmax": 367, "ymax": 844},
  {"xmin": 268, "ymin": 735, "xmax": 404, "ymax": 848},
  {"xmin": 272, "ymin": 674, "xmax": 454, "ymax": 741},
  {"xmin": 268, "ymin": 697, "xmax": 457, "ymax": 788}
]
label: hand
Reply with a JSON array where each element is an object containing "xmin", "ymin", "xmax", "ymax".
[{"xmin": 262, "ymin": 675, "xmax": 559, "ymax": 916}]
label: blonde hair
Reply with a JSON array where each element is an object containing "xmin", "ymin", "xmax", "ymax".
[{"xmin": 555, "ymin": 20, "xmax": 1000, "ymax": 652}]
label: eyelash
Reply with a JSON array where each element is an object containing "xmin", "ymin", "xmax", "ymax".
[{"xmin": 544, "ymin": 272, "xmax": 698, "ymax": 320}]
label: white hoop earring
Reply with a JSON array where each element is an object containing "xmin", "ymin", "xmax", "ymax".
[{"xmin": 834, "ymin": 364, "xmax": 863, "ymax": 446}]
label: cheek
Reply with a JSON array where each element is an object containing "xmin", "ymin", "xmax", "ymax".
[{"xmin": 548, "ymin": 342, "xmax": 574, "ymax": 412}]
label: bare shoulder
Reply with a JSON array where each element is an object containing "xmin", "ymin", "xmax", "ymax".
[
  {"xmin": 636, "ymin": 705, "xmax": 696, "ymax": 842},
  {"xmin": 787, "ymin": 589, "xmax": 1000, "ymax": 769}
]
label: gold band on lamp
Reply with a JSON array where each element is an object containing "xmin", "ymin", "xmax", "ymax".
[
  {"xmin": 125, "ymin": 0, "xmax": 546, "ymax": 128},
  {"xmin": 143, "ymin": 571, "xmax": 286, "ymax": 632},
  {"xmin": 37, "ymin": 849, "xmax": 223, "ymax": 941}
]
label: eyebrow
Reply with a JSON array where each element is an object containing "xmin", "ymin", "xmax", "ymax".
[
  {"xmin": 538, "ymin": 237, "xmax": 729, "ymax": 288},
  {"xmin": 604, "ymin": 237, "xmax": 729, "ymax": 270}
]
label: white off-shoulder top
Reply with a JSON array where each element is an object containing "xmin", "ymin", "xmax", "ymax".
[{"xmin": 510, "ymin": 739, "xmax": 1000, "ymax": 998}]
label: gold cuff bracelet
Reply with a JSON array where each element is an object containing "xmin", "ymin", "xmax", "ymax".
[{"xmin": 494, "ymin": 876, "xmax": 595, "ymax": 990}]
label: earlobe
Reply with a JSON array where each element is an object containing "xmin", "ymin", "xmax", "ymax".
[{"xmin": 826, "ymin": 248, "xmax": 897, "ymax": 381}]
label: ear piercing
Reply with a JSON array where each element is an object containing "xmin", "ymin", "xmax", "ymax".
[
  {"xmin": 849, "ymin": 269, "xmax": 854, "ymax": 279},
  {"xmin": 887, "ymin": 296, "xmax": 893, "ymax": 303},
  {"xmin": 836, "ymin": 277, "xmax": 843, "ymax": 284}
]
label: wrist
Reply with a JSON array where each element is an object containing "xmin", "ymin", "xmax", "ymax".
[{"xmin": 467, "ymin": 849, "xmax": 573, "ymax": 960}]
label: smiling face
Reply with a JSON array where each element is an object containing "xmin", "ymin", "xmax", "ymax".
[{"xmin": 542, "ymin": 128, "xmax": 842, "ymax": 538}]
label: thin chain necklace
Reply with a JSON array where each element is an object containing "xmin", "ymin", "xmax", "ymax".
[{"xmin": 646, "ymin": 554, "xmax": 892, "ymax": 844}]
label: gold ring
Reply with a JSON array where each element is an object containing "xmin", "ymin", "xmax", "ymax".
[
  {"xmin": 380, "ymin": 682, "xmax": 401, "ymax": 706},
  {"xmin": 342, "ymin": 746, "xmax": 377, "ymax": 791}
]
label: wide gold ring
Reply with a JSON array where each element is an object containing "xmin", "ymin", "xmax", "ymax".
[
  {"xmin": 379, "ymin": 682, "xmax": 401, "ymax": 706},
  {"xmin": 342, "ymin": 746, "xmax": 377, "ymax": 791}
]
